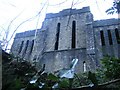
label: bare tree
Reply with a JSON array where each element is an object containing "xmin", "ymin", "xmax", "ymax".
[
  {"xmin": 0, "ymin": 0, "xmax": 49, "ymax": 52},
  {"xmin": 0, "ymin": 11, "xmax": 23, "ymax": 51}
]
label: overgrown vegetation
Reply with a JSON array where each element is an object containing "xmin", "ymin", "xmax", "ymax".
[
  {"xmin": 101, "ymin": 56, "xmax": 120, "ymax": 80},
  {"xmin": 2, "ymin": 51, "xmax": 37, "ymax": 90},
  {"xmin": 2, "ymin": 50, "xmax": 120, "ymax": 90},
  {"xmin": 96, "ymin": 56, "xmax": 120, "ymax": 89}
]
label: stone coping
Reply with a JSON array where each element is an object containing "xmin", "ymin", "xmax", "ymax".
[
  {"xmin": 45, "ymin": 6, "xmax": 90, "ymax": 19},
  {"xmin": 93, "ymin": 18, "xmax": 120, "ymax": 27}
]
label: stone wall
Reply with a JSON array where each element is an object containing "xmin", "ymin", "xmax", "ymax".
[
  {"xmin": 31, "ymin": 30, "xmax": 46, "ymax": 63},
  {"xmin": 42, "ymin": 7, "xmax": 93, "ymax": 52},
  {"xmin": 38, "ymin": 48, "xmax": 88, "ymax": 73},
  {"xmin": 34, "ymin": 6, "xmax": 96, "ymax": 72},
  {"xmin": 11, "ymin": 6, "xmax": 120, "ymax": 73},
  {"xmin": 11, "ymin": 30, "xmax": 36, "ymax": 61},
  {"xmin": 93, "ymin": 19, "xmax": 120, "ymax": 62}
]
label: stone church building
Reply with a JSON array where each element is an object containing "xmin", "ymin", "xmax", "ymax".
[{"xmin": 11, "ymin": 6, "xmax": 120, "ymax": 73}]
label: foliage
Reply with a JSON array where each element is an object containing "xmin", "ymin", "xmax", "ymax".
[
  {"xmin": 106, "ymin": 1, "xmax": 120, "ymax": 14},
  {"xmin": 2, "ymin": 50, "xmax": 12, "ymax": 64},
  {"xmin": 94, "ymin": 56, "xmax": 120, "ymax": 89},
  {"xmin": 72, "ymin": 73, "xmax": 91, "ymax": 88},
  {"xmin": 88, "ymin": 71, "xmax": 98, "ymax": 86},
  {"xmin": 2, "ymin": 50, "xmax": 120, "ymax": 89},
  {"xmin": 2, "ymin": 54, "xmax": 72, "ymax": 89},
  {"xmin": 2, "ymin": 53, "xmax": 91, "ymax": 89},
  {"xmin": 101, "ymin": 56, "xmax": 120, "ymax": 80},
  {"xmin": 96, "ymin": 68, "xmax": 107, "ymax": 84},
  {"xmin": 2, "ymin": 54, "xmax": 37, "ymax": 90}
]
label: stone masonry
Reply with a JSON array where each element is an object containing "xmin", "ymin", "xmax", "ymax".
[{"xmin": 11, "ymin": 6, "xmax": 120, "ymax": 73}]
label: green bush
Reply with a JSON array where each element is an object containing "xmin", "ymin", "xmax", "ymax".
[{"xmin": 101, "ymin": 56, "xmax": 120, "ymax": 80}]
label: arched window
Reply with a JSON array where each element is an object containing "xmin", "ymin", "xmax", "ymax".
[
  {"xmin": 100, "ymin": 31, "xmax": 105, "ymax": 46},
  {"xmin": 115, "ymin": 28, "xmax": 120, "ymax": 44},
  {"xmin": 107, "ymin": 30, "xmax": 113, "ymax": 45},
  {"xmin": 83, "ymin": 61, "xmax": 87, "ymax": 72},
  {"xmin": 72, "ymin": 21, "xmax": 76, "ymax": 48},
  {"xmin": 30, "ymin": 40, "xmax": 34, "ymax": 54},
  {"xmin": 18, "ymin": 41, "xmax": 24, "ymax": 54},
  {"xmin": 55, "ymin": 23, "xmax": 60, "ymax": 50},
  {"xmin": 23, "ymin": 40, "xmax": 29, "ymax": 56}
]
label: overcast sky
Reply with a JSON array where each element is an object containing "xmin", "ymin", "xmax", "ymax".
[{"xmin": 0, "ymin": 0, "xmax": 118, "ymax": 50}]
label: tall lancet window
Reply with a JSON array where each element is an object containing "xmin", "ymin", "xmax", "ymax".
[
  {"xmin": 23, "ymin": 40, "xmax": 29, "ymax": 56},
  {"xmin": 100, "ymin": 31, "xmax": 105, "ymax": 46},
  {"xmin": 107, "ymin": 30, "xmax": 113, "ymax": 45},
  {"xmin": 30, "ymin": 40, "xmax": 34, "ymax": 54},
  {"xmin": 115, "ymin": 28, "xmax": 120, "ymax": 44},
  {"xmin": 18, "ymin": 41, "xmax": 24, "ymax": 54},
  {"xmin": 72, "ymin": 21, "xmax": 76, "ymax": 48},
  {"xmin": 55, "ymin": 23, "xmax": 60, "ymax": 50}
]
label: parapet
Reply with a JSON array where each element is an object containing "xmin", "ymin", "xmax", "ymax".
[
  {"xmin": 45, "ymin": 6, "xmax": 90, "ymax": 19},
  {"xmin": 15, "ymin": 30, "xmax": 36, "ymax": 39},
  {"xmin": 93, "ymin": 18, "xmax": 120, "ymax": 27}
]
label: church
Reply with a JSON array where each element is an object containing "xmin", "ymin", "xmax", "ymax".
[{"xmin": 11, "ymin": 6, "xmax": 120, "ymax": 73}]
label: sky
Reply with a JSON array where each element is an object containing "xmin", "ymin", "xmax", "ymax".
[{"xmin": 0, "ymin": 0, "xmax": 118, "ymax": 51}]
